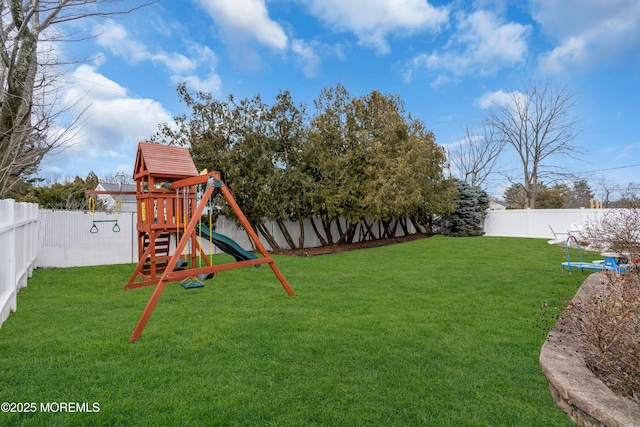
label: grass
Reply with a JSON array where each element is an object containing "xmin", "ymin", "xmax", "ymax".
[{"xmin": 0, "ymin": 235, "xmax": 598, "ymax": 426}]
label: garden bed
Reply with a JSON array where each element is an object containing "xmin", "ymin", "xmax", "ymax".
[{"xmin": 271, "ymin": 232, "xmax": 432, "ymax": 256}]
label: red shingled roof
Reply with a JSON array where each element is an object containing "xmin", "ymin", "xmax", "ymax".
[{"xmin": 134, "ymin": 142, "xmax": 198, "ymax": 179}]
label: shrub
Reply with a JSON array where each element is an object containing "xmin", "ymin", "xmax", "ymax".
[
  {"xmin": 562, "ymin": 272, "xmax": 640, "ymax": 403},
  {"xmin": 439, "ymin": 179, "xmax": 489, "ymax": 236},
  {"xmin": 582, "ymin": 201, "xmax": 640, "ymax": 264},
  {"xmin": 557, "ymin": 199, "xmax": 640, "ymax": 403}
]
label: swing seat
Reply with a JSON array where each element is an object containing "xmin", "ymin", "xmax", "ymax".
[
  {"xmin": 199, "ymin": 273, "xmax": 214, "ymax": 280},
  {"xmin": 176, "ymin": 258, "xmax": 188, "ymax": 269},
  {"xmin": 181, "ymin": 280, "xmax": 204, "ymax": 289}
]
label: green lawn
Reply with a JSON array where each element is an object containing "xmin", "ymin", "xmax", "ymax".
[{"xmin": 0, "ymin": 235, "xmax": 596, "ymax": 426}]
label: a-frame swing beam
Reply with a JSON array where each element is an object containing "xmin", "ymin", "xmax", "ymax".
[
  {"xmin": 128, "ymin": 172, "xmax": 294, "ymax": 342},
  {"xmin": 125, "ymin": 237, "xmax": 213, "ymax": 290}
]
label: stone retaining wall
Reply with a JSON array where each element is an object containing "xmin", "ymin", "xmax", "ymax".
[{"xmin": 540, "ymin": 273, "xmax": 640, "ymax": 426}]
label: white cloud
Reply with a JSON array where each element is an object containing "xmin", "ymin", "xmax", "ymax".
[
  {"xmin": 67, "ymin": 65, "xmax": 171, "ymax": 138},
  {"xmin": 173, "ymin": 42, "xmax": 222, "ymax": 94},
  {"xmin": 405, "ymin": 10, "xmax": 529, "ymax": 82},
  {"xmin": 93, "ymin": 21, "xmax": 221, "ymax": 94},
  {"xmin": 95, "ymin": 21, "xmax": 194, "ymax": 73},
  {"xmin": 41, "ymin": 65, "xmax": 173, "ymax": 179},
  {"xmin": 474, "ymin": 89, "xmax": 527, "ymax": 110},
  {"xmin": 172, "ymin": 73, "xmax": 222, "ymax": 94},
  {"xmin": 195, "ymin": 0, "xmax": 288, "ymax": 50},
  {"xmin": 303, "ymin": 0, "xmax": 449, "ymax": 54},
  {"xmin": 291, "ymin": 39, "xmax": 321, "ymax": 77},
  {"xmin": 531, "ymin": 0, "xmax": 640, "ymax": 74}
]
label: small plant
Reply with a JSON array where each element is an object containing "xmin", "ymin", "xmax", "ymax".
[
  {"xmin": 562, "ymin": 272, "xmax": 640, "ymax": 403},
  {"xmin": 582, "ymin": 200, "xmax": 640, "ymax": 267}
]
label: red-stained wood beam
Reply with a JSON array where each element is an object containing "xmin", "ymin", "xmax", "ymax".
[
  {"xmin": 219, "ymin": 181, "xmax": 295, "ymax": 297},
  {"xmin": 129, "ymin": 181, "xmax": 217, "ymax": 342},
  {"xmin": 170, "ymin": 171, "xmax": 220, "ymax": 189},
  {"xmin": 128, "ymin": 173, "xmax": 295, "ymax": 342}
]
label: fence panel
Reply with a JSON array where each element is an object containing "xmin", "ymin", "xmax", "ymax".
[
  {"xmin": 37, "ymin": 210, "xmax": 137, "ymax": 268},
  {"xmin": 484, "ymin": 208, "xmax": 608, "ymax": 239},
  {"xmin": 0, "ymin": 199, "xmax": 39, "ymax": 329}
]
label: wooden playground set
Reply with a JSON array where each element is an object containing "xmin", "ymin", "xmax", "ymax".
[{"xmin": 87, "ymin": 142, "xmax": 295, "ymax": 342}]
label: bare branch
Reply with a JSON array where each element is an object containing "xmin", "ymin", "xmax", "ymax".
[
  {"xmin": 0, "ymin": 0, "xmax": 154, "ymax": 197},
  {"xmin": 448, "ymin": 121, "xmax": 505, "ymax": 188},
  {"xmin": 484, "ymin": 78, "xmax": 583, "ymax": 208}
]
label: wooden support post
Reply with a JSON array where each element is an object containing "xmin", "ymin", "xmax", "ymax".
[
  {"xmin": 219, "ymin": 181, "xmax": 295, "ymax": 297},
  {"xmin": 128, "ymin": 172, "xmax": 294, "ymax": 342},
  {"xmin": 129, "ymin": 181, "xmax": 217, "ymax": 342},
  {"xmin": 125, "ymin": 243, "xmax": 154, "ymax": 289}
]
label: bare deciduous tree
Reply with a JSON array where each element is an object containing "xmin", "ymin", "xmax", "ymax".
[
  {"xmin": 484, "ymin": 79, "xmax": 582, "ymax": 208},
  {"xmin": 447, "ymin": 122, "xmax": 504, "ymax": 188},
  {"xmin": 0, "ymin": 0, "xmax": 154, "ymax": 198}
]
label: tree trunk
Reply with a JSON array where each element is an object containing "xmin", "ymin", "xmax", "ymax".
[
  {"xmin": 244, "ymin": 229, "xmax": 257, "ymax": 251},
  {"xmin": 256, "ymin": 223, "xmax": 280, "ymax": 250},
  {"xmin": 409, "ymin": 215, "xmax": 432, "ymax": 234},
  {"xmin": 321, "ymin": 216, "xmax": 335, "ymax": 246},
  {"xmin": 309, "ymin": 216, "xmax": 328, "ymax": 247},
  {"xmin": 335, "ymin": 216, "xmax": 344, "ymax": 239},
  {"xmin": 399, "ymin": 217, "xmax": 410, "ymax": 236},
  {"xmin": 335, "ymin": 222, "xmax": 357, "ymax": 245},
  {"xmin": 296, "ymin": 206, "xmax": 305, "ymax": 248},
  {"xmin": 381, "ymin": 219, "xmax": 399, "ymax": 238},
  {"xmin": 0, "ymin": 27, "xmax": 38, "ymax": 196},
  {"xmin": 276, "ymin": 218, "xmax": 298, "ymax": 249},
  {"xmin": 409, "ymin": 216, "xmax": 422, "ymax": 233},
  {"xmin": 361, "ymin": 219, "xmax": 376, "ymax": 241}
]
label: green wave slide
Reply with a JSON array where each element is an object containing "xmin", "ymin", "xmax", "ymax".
[{"xmin": 195, "ymin": 223, "xmax": 258, "ymax": 263}]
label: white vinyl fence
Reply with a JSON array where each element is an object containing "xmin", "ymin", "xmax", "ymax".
[
  {"xmin": 34, "ymin": 207, "xmax": 616, "ymax": 269},
  {"xmin": 0, "ymin": 199, "xmax": 38, "ymax": 329},
  {"xmin": 35, "ymin": 210, "xmax": 411, "ymax": 268},
  {"xmin": 37, "ymin": 210, "xmax": 137, "ymax": 268},
  {"xmin": 483, "ymin": 208, "xmax": 608, "ymax": 239}
]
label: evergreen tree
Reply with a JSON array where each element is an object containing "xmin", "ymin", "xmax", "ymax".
[
  {"xmin": 567, "ymin": 179, "xmax": 594, "ymax": 208},
  {"xmin": 440, "ymin": 179, "xmax": 489, "ymax": 236},
  {"xmin": 503, "ymin": 183, "xmax": 525, "ymax": 209},
  {"xmin": 536, "ymin": 183, "xmax": 571, "ymax": 208}
]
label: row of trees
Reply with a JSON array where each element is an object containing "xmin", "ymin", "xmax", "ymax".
[
  {"xmin": 152, "ymin": 83, "xmax": 463, "ymax": 249},
  {"xmin": 16, "ymin": 172, "xmax": 102, "ymax": 210},
  {"xmin": 503, "ymin": 179, "xmax": 639, "ymax": 209},
  {"xmin": 503, "ymin": 180, "xmax": 594, "ymax": 209}
]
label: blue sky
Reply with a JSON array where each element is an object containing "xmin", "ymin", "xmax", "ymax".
[{"xmin": 41, "ymin": 0, "xmax": 640, "ymax": 199}]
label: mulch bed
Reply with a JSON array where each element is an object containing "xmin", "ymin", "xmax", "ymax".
[{"xmin": 270, "ymin": 233, "xmax": 433, "ymax": 257}]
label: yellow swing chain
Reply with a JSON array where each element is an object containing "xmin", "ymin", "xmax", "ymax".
[
  {"xmin": 175, "ymin": 188, "xmax": 180, "ymax": 243},
  {"xmin": 182, "ymin": 187, "xmax": 189, "ymax": 263},
  {"xmin": 88, "ymin": 196, "xmax": 98, "ymax": 233},
  {"xmin": 112, "ymin": 197, "xmax": 122, "ymax": 232},
  {"xmin": 209, "ymin": 210, "xmax": 213, "ymax": 264},
  {"xmin": 88, "ymin": 196, "xmax": 121, "ymax": 233}
]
